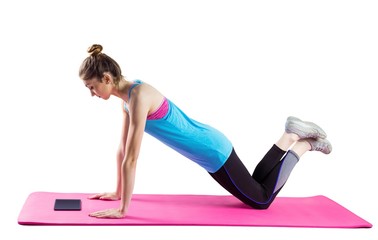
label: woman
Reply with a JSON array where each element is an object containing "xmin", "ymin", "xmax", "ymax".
[{"xmin": 79, "ymin": 44, "xmax": 332, "ymax": 218}]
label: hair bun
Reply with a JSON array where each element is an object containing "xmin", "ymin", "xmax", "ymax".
[{"xmin": 87, "ymin": 44, "xmax": 103, "ymax": 56}]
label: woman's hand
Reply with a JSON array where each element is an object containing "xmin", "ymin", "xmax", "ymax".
[
  {"xmin": 89, "ymin": 208, "xmax": 125, "ymax": 219},
  {"xmin": 88, "ymin": 192, "xmax": 120, "ymax": 201}
]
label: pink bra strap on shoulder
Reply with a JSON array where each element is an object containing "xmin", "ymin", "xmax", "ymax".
[{"xmin": 147, "ymin": 98, "xmax": 169, "ymax": 120}]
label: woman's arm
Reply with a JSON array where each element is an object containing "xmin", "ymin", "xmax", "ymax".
[
  {"xmin": 118, "ymin": 91, "xmax": 148, "ymax": 215},
  {"xmin": 88, "ymin": 103, "xmax": 130, "ymax": 201},
  {"xmin": 89, "ymin": 89, "xmax": 149, "ymax": 218},
  {"xmin": 116, "ymin": 106, "xmax": 130, "ymax": 197}
]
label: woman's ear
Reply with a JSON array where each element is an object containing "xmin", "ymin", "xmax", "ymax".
[{"xmin": 102, "ymin": 73, "xmax": 112, "ymax": 84}]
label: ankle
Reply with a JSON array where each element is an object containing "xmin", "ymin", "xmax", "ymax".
[
  {"xmin": 301, "ymin": 140, "xmax": 312, "ymax": 151},
  {"xmin": 276, "ymin": 132, "xmax": 299, "ymax": 151},
  {"xmin": 285, "ymin": 132, "xmax": 300, "ymax": 142},
  {"xmin": 291, "ymin": 140, "xmax": 311, "ymax": 157}
]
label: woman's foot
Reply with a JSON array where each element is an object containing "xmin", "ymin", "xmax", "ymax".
[
  {"xmin": 306, "ymin": 138, "xmax": 332, "ymax": 154},
  {"xmin": 285, "ymin": 116, "xmax": 327, "ymax": 139}
]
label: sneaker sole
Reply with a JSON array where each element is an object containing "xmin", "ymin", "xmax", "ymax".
[
  {"xmin": 308, "ymin": 138, "xmax": 333, "ymax": 154},
  {"xmin": 285, "ymin": 116, "xmax": 327, "ymax": 139}
]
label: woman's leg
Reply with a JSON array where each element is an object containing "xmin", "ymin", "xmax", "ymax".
[
  {"xmin": 209, "ymin": 140, "xmax": 302, "ymax": 209},
  {"xmin": 209, "ymin": 116, "xmax": 332, "ymax": 209},
  {"xmin": 251, "ymin": 132, "xmax": 299, "ymax": 183},
  {"xmin": 210, "ymin": 148, "xmax": 272, "ymax": 209}
]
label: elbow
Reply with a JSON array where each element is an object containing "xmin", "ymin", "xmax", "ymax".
[
  {"xmin": 122, "ymin": 157, "xmax": 138, "ymax": 170},
  {"xmin": 117, "ymin": 148, "xmax": 125, "ymax": 161},
  {"xmin": 117, "ymin": 143, "xmax": 126, "ymax": 157}
]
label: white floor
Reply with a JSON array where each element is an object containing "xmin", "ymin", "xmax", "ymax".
[{"xmin": 1, "ymin": 1, "xmax": 377, "ymax": 239}]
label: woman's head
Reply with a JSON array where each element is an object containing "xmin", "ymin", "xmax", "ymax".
[
  {"xmin": 79, "ymin": 44, "xmax": 123, "ymax": 85},
  {"xmin": 79, "ymin": 44, "xmax": 124, "ymax": 99}
]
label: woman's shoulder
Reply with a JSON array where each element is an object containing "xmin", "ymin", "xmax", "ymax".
[
  {"xmin": 130, "ymin": 80, "xmax": 165, "ymax": 103},
  {"xmin": 133, "ymin": 80, "xmax": 161, "ymax": 94}
]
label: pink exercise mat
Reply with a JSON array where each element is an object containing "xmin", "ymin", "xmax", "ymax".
[{"xmin": 18, "ymin": 192, "xmax": 372, "ymax": 228}]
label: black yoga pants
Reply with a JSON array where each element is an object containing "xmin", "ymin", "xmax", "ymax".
[{"xmin": 209, "ymin": 145, "xmax": 299, "ymax": 209}]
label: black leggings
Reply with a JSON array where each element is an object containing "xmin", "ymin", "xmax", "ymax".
[{"xmin": 209, "ymin": 145, "xmax": 299, "ymax": 209}]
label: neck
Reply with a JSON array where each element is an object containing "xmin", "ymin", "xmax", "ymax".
[{"xmin": 111, "ymin": 78, "xmax": 131, "ymax": 101}]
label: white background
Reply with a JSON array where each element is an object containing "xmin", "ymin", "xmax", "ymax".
[{"xmin": 1, "ymin": 0, "xmax": 377, "ymax": 239}]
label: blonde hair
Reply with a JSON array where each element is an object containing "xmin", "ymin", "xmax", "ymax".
[{"xmin": 79, "ymin": 44, "xmax": 123, "ymax": 85}]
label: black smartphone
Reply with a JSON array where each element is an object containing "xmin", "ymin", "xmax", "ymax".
[{"xmin": 54, "ymin": 199, "xmax": 82, "ymax": 211}]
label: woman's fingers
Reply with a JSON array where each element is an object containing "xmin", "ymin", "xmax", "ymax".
[
  {"xmin": 88, "ymin": 193, "xmax": 112, "ymax": 199},
  {"xmin": 88, "ymin": 193, "xmax": 103, "ymax": 199},
  {"xmin": 100, "ymin": 195, "xmax": 119, "ymax": 200},
  {"xmin": 89, "ymin": 209, "xmax": 107, "ymax": 217},
  {"xmin": 88, "ymin": 193, "xmax": 119, "ymax": 200},
  {"xmin": 89, "ymin": 208, "xmax": 124, "ymax": 218}
]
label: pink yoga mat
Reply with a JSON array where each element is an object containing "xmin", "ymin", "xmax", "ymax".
[{"xmin": 18, "ymin": 192, "xmax": 372, "ymax": 228}]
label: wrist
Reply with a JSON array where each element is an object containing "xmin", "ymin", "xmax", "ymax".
[
  {"xmin": 119, "ymin": 206, "xmax": 127, "ymax": 215},
  {"xmin": 115, "ymin": 190, "xmax": 121, "ymax": 198}
]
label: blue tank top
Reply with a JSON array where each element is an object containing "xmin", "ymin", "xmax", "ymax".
[{"xmin": 124, "ymin": 80, "xmax": 233, "ymax": 173}]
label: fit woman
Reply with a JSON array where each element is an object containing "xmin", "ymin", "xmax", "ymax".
[{"xmin": 79, "ymin": 44, "xmax": 332, "ymax": 218}]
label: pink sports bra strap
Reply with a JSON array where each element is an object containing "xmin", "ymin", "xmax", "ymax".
[{"xmin": 147, "ymin": 98, "xmax": 169, "ymax": 120}]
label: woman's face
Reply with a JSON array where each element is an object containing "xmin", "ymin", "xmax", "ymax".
[{"xmin": 82, "ymin": 77, "xmax": 112, "ymax": 100}]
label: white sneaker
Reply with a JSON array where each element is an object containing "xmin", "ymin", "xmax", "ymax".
[
  {"xmin": 285, "ymin": 116, "xmax": 327, "ymax": 139},
  {"xmin": 307, "ymin": 138, "xmax": 332, "ymax": 154}
]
